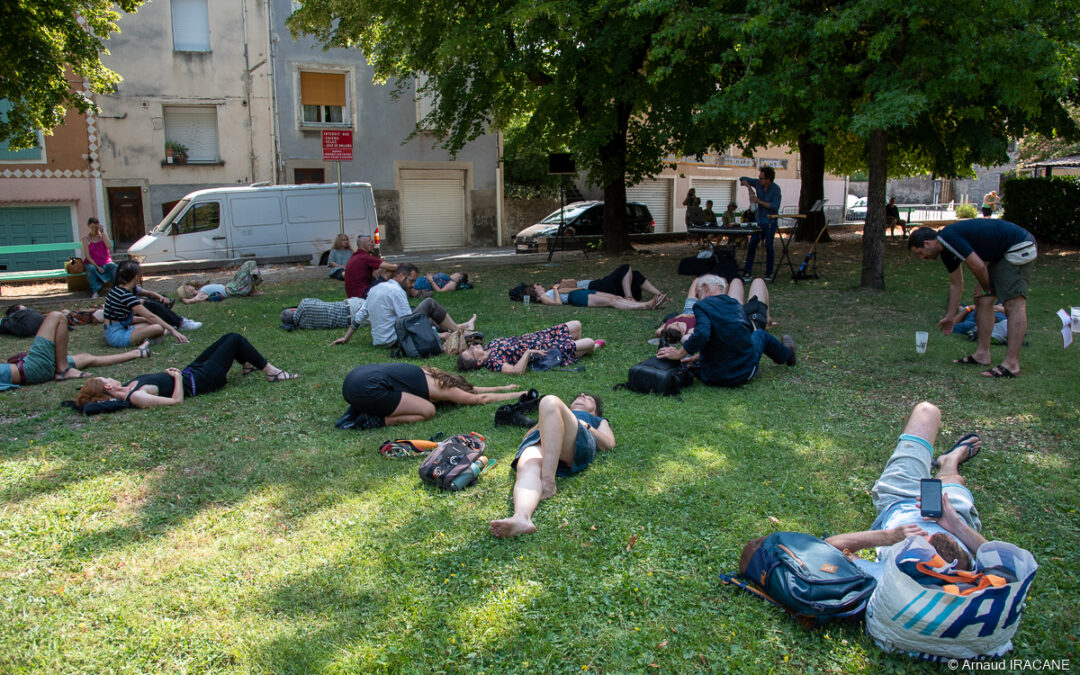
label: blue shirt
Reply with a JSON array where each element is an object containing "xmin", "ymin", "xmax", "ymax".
[
  {"xmin": 682, "ymin": 294, "xmax": 757, "ymax": 386},
  {"xmin": 741, "ymin": 176, "xmax": 781, "ymax": 227},
  {"xmin": 937, "ymin": 219, "xmax": 1032, "ymax": 272}
]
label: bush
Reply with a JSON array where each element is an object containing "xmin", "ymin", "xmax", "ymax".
[
  {"xmin": 1002, "ymin": 176, "xmax": 1080, "ymax": 245},
  {"xmin": 954, "ymin": 203, "xmax": 978, "ymax": 218}
]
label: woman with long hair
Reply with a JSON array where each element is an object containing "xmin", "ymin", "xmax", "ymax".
[
  {"xmin": 74, "ymin": 333, "xmax": 296, "ymax": 410},
  {"xmin": 456, "ymin": 320, "xmax": 603, "ymax": 375},
  {"xmin": 327, "ymin": 233, "xmax": 353, "ymax": 280},
  {"xmin": 81, "ymin": 217, "xmax": 117, "ymax": 299},
  {"xmin": 337, "ymin": 363, "xmax": 524, "ymax": 429}
]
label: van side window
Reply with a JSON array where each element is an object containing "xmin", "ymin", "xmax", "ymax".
[{"xmin": 174, "ymin": 202, "xmax": 221, "ymax": 235}]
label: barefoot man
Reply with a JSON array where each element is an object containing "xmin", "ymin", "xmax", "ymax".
[{"xmin": 490, "ymin": 393, "xmax": 614, "ymax": 538}]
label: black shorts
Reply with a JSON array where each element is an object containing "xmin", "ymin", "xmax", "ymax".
[
  {"xmin": 342, "ymin": 363, "xmax": 428, "ymax": 417},
  {"xmin": 744, "ymin": 296, "xmax": 768, "ymax": 330}
]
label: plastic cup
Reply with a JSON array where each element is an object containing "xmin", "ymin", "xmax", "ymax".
[
  {"xmin": 915, "ymin": 331, "xmax": 928, "ymax": 354},
  {"xmin": 523, "ymin": 295, "xmax": 531, "ymax": 307}
]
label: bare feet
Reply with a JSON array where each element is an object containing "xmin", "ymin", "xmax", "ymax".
[
  {"xmin": 647, "ymin": 293, "xmax": 668, "ymax": 309},
  {"xmin": 490, "ymin": 516, "xmax": 538, "ymax": 538},
  {"xmin": 540, "ymin": 478, "xmax": 557, "ymax": 500},
  {"xmin": 935, "ymin": 433, "xmax": 981, "ymax": 470},
  {"xmin": 461, "ymin": 314, "xmax": 477, "ymax": 331}
]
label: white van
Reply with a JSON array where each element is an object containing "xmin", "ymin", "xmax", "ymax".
[{"xmin": 127, "ymin": 183, "xmax": 379, "ymax": 264}]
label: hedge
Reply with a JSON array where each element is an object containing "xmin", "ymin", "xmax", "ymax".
[{"xmin": 1002, "ymin": 176, "xmax": 1080, "ymax": 245}]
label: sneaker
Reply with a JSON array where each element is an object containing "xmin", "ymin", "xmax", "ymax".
[
  {"xmin": 90, "ymin": 292, "xmax": 99, "ymax": 299},
  {"xmin": 335, "ymin": 408, "xmax": 386, "ymax": 430},
  {"xmin": 764, "ymin": 274, "xmax": 774, "ymax": 282},
  {"xmin": 179, "ymin": 318, "xmax": 203, "ymax": 331},
  {"xmin": 782, "ymin": 334, "xmax": 797, "ymax": 366},
  {"xmin": 594, "ymin": 339, "xmax": 607, "ymax": 349},
  {"xmin": 741, "ymin": 273, "xmax": 752, "ymax": 282}
]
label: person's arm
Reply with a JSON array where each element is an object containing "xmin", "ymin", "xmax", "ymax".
[
  {"xmin": 430, "ymin": 383, "xmax": 523, "ymax": 405},
  {"xmin": 332, "ymin": 304, "xmax": 368, "ymax": 345},
  {"xmin": 132, "ymin": 302, "xmax": 188, "ymax": 343},
  {"xmin": 682, "ymin": 305, "xmax": 710, "ymax": 355},
  {"xmin": 435, "ymin": 273, "xmax": 461, "ymax": 292},
  {"xmin": 499, "ymin": 349, "xmax": 543, "ymax": 375},
  {"xmin": 377, "ymin": 261, "xmax": 398, "ymax": 273},
  {"xmin": 761, "ymin": 184, "xmax": 781, "ymax": 214},
  {"xmin": 136, "ymin": 287, "xmax": 167, "ymax": 303},
  {"xmin": 935, "ymin": 492, "xmax": 989, "ymax": 554},
  {"xmin": 584, "ymin": 418, "xmax": 616, "ymax": 451},
  {"xmin": 127, "ymin": 369, "xmax": 185, "ymax": 408},
  {"xmin": 656, "ymin": 345, "xmax": 687, "ymax": 361},
  {"xmin": 391, "ymin": 285, "xmax": 412, "ymax": 317},
  {"xmin": 473, "ymin": 384, "xmax": 520, "ymax": 392},
  {"xmin": 962, "ymin": 252, "xmax": 991, "ymax": 295},
  {"xmin": 825, "ymin": 523, "xmax": 928, "ymax": 553},
  {"xmin": 938, "ymin": 267, "xmax": 965, "ymax": 334},
  {"xmin": 538, "ymin": 288, "xmax": 562, "ymax": 306}
]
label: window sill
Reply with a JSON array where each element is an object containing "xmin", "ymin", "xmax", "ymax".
[
  {"xmin": 299, "ymin": 123, "xmax": 353, "ymax": 131},
  {"xmin": 160, "ymin": 160, "xmax": 225, "ymax": 168}
]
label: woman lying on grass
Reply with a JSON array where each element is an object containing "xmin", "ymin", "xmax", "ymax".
[
  {"xmin": 336, "ymin": 363, "xmax": 524, "ymax": 429},
  {"xmin": 456, "ymin": 320, "xmax": 603, "ymax": 375},
  {"xmin": 74, "ymin": 333, "xmax": 296, "ymax": 410}
]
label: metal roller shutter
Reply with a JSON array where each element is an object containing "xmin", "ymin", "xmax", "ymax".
[
  {"xmin": 401, "ymin": 176, "xmax": 466, "ymax": 250},
  {"xmin": 692, "ymin": 179, "xmax": 737, "ymax": 214},
  {"xmin": 626, "ymin": 179, "xmax": 673, "ymax": 233}
]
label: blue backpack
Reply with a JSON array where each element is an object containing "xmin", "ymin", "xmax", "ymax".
[{"xmin": 721, "ymin": 532, "xmax": 877, "ymax": 628}]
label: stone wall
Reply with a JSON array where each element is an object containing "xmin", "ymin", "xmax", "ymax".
[{"xmin": 503, "ymin": 197, "xmax": 561, "ymax": 239}]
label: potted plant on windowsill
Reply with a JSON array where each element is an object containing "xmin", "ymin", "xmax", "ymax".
[{"xmin": 165, "ymin": 140, "xmax": 189, "ymax": 165}]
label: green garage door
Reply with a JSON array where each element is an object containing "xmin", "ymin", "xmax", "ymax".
[{"xmin": 0, "ymin": 207, "xmax": 74, "ymax": 271}]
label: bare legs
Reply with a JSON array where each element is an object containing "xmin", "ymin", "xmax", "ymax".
[
  {"xmin": 902, "ymin": 401, "xmax": 941, "ymax": 449},
  {"xmin": 490, "ymin": 396, "xmax": 580, "ymax": 538},
  {"xmin": 588, "ymin": 292, "xmax": 667, "ymax": 310},
  {"xmin": 386, "ymin": 392, "xmax": 437, "ymax": 426},
  {"xmin": 970, "ymin": 294, "xmax": 997, "ymax": 367},
  {"xmin": 999, "ymin": 296, "xmax": 1026, "ymax": 375},
  {"xmin": 38, "ymin": 311, "xmax": 149, "ymax": 380},
  {"xmin": 71, "ymin": 342, "xmax": 150, "ymax": 371}
]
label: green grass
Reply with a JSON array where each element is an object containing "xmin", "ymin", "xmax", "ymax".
[{"xmin": 1, "ymin": 236, "xmax": 1078, "ymax": 673}]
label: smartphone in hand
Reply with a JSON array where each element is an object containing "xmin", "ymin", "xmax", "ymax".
[{"xmin": 920, "ymin": 478, "xmax": 943, "ymax": 518}]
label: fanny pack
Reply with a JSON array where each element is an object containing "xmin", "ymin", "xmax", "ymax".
[{"xmin": 1003, "ymin": 240, "xmax": 1037, "ymax": 265}]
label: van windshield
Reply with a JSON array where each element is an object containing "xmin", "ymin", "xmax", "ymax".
[{"xmin": 152, "ymin": 199, "xmax": 191, "ymax": 235}]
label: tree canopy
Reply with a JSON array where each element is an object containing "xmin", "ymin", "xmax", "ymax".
[
  {"xmin": 289, "ymin": 0, "xmax": 710, "ymax": 252},
  {"xmin": 0, "ymin": 0, "xmax": 143, "ymax": 149}
]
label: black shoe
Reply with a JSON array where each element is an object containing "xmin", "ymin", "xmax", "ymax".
[
  {"xmin": 335, "ymin": 408, "xmax": 385, "ymax": 430},
  {"xmin": 517, "ymin": 389, "xmax": 541, "ymax": 411}
]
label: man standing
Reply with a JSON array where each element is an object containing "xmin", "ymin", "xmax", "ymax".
[
  {"xmin": 331, "ymin": 263, "xmax": 475, "ymax": 347},
  {"xmin": 344, "ymin": 234, "xmax": 397, "ymax": 299},
  {"xmin": 656, "ymin": 274, "xmax": 795, "ymax": 387},
  {"xmin": 740, "ymin": 166, "xmax": 781, "ymax": 281},
  {"xmin": 908, "ymin": 220, "xmax": 1036, "ymax": 378}
]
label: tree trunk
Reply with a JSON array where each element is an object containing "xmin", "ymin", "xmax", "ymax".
[
  {"xmin": 860, "ymin": 129, "xmax": 888, "ymax": 289},
  {"xmin": 598, "ymin": 119, "xmax": 632, "ymax": 253},
  {"xmin": 796, "ymin": 134, "xmax": 830, "ymax": 243}
]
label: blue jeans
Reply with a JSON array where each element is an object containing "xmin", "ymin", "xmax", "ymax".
[
  {"xmin": 87, "ymin": 262, "xmax": 118, "ymax": 294},
  {"xmin": 746, "ymin": 330, "xmax": 791, "ymax": 381},
  {"xmin": 743, "ymin": 222, "xmax": 776, "ymax": 276}
]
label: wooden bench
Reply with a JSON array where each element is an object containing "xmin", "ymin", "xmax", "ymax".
[{"xmin": 0, "ymin": 242, "xmax": 86, "ymax": 293}]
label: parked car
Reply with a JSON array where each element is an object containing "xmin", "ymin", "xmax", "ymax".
[
  {"xmin": 514, "ymin": 201, "xmax": 654, "ymax": 253},
  {"xmin": 847, "ymin": 197, "xmax": 867, "ymax": 221},
  {"xmin": 127, "ymin": 183, "xmax": 379, "ymax": 265}
]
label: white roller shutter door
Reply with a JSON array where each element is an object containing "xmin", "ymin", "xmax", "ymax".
[
  {"xmin": 626, "ymin": 179, "xmax": 672, "ymax": 233},
  {"xmin": 692, "ymin": 178, "xmax": 737, "ymax": 213},
  {"xmin": 401, "ymin": 176, "xmax": 466, "ymax": 250}
]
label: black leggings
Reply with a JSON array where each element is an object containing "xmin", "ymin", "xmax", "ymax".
[
  {"xmin": 145, "ymin": 299, "xmax": 182, "ymax": 327},
  {"xmin": 181, "ymin": 333, "xmax": 268, "ymax": 396},
  {"xmin": 589, "ymin": 264, "xmax": 647, "ymax": 300}
]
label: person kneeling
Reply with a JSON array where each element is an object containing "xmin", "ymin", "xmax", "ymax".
[{"xmin": 490, "ymin": 394, "xmax": 614, "ymax": 538}]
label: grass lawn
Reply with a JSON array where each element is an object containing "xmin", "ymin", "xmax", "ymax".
[{"xmin": 1, "ymin": 236, "xmax": 1077, "ymax": 673}]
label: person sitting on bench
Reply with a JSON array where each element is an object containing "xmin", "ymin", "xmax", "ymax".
[
  {"xmin": 656, "ymin": 274, "xmax": 794, "ymax": 387},
  {"xmin": 2, "ymin": 311, "xmax": 151, "ymax": 390},
  {"xmin": 490, "ymin": 393, "xmax": 614, "ymax": 538}
]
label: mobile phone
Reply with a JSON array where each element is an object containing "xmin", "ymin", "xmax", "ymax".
[{"xmin": 920, "ymin": 478, "xmax": 943, "ymax": 518}]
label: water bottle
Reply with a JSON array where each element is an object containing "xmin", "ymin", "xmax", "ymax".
[{"xmin": 451, "ymin": 456, "xmax": 487, "ymax": 491}]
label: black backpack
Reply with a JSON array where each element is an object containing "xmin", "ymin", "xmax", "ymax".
[
  {"xmin": 508, "ymin": 283, "xmax": 527, "ymax": 302},
  {"xmin": 0, "ymin": 308, "xmax": 45, "ymax": 338},
  {"xmin": 418, "ymin": 432, "xmax": 488, "ymax": 491},
  {"xmin": 390, "ymin": 313, "xmax": 442, "ymax": 358},
  {"xmin": 615, "ymin": 356, "xmax": 695, "ymax": 396}
]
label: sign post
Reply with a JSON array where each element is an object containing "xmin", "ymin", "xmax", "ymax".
[{"xmin": 321, "ymin": 130, "xmax": 354, "ymax": 235}]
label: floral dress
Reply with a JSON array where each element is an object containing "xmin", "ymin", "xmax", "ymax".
[
  {"xmin": 483, "ymin": 324, "xmax": 578, "ymax": 372},
  {"xmin": 225, "ymin": 260, "xmax": 262, "ymax": 296}
]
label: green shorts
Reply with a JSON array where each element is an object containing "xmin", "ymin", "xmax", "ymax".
[
  {"xmin": 988, "ymin": 257, "xmax": 1033, "ymax": 302},
  {"xmin": 22, "ymin": 336, "xmax": 75, "ymax": 384}
]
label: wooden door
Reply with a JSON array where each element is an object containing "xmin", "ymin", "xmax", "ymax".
[{"xmin": 107, "ymin": 187, "xmax": 145, "ymax": 248}]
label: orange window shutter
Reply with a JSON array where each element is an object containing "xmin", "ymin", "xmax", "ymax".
[{"xmin": 301, "ymin": 72, "xmax": 346, "ymax": 107}]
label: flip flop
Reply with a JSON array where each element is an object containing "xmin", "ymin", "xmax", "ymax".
[
  {"xmin": 954, "ymin": 354, "xmax": 987, "ymax": 366},
  {"xmin": 932, "ymin": 432, "xmax": 980, "ymax": 468},
  {"xmin": 267, "ymin": 369, "xmax": 299, "ymax": 382},
  {"xmin": 242, "ymin": 363, "xmax": 257, "ymax": 376},
  {"xmin": 54, "ymin": 367, "xmax": 90, "ymax": 380},
  {"xmin": 981, "ymin": 364, "xmax": 1018, "ymax": 378}
]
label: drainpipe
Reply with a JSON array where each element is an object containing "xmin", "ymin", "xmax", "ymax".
[
  {"xmin": 242, "ymin": 0, "xmax": 256, "ymax": 182},
  {"xmin": 266, "ymin": 0, "xmax": 282, "ymax": 184},
  {"xmin": 496, "ymin": 130, "xmax": 504, "ymax": 247}
]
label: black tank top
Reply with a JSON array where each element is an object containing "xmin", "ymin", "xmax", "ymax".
[{"xmin": 124, "ymin": 371, "xmax": 179, "ymax": 400}]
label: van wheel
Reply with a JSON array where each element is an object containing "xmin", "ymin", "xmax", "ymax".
[{"xmin": 318, "ymin": 250, "xmax": 330, "ymax": 266}]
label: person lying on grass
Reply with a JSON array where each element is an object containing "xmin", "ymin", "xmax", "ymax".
[
  {"xmin": 73, "ymin": 333, "xmax": 296, "ymax": 410},
  {"xmin": 553, "ymin": 264, "xmax": 664, "ymax": 302},
  {"xmin": 456, "ymin": 320, "xmax": 604, "ymax": 374},
  {"xmin": 2, "ymin": 311, "xmax": 151, "ymax": 391},
  {"xmin": 653, "ymin": 276, "xmax": 711, "ymax": 345},
  {"xmin": 526, "ymin": 283, "xmax": 666, "ymax": 310},
  {"xmin": 336, "ymin": 363, "xmax": 524, "ymax": 430},
  {"xmin": 490, "ymin": 393, "xmax": 614, "ymax": 538},
  {"xmin": 656, "ymin": 274, "xmax": 794, "ymax": 387},
  {"xmin": 280, "ymin": 297, "xmax": 364, "ymax": 331},
  {"xmin": 176, "ymin": 260, "xmax": 264, "ymax": 304},
  {"xmin": 410, "ymin": 271, "xmax": 470, "ymax": 295}
]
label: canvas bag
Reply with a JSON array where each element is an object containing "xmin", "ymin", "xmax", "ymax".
[
  {"xmin": 391, "ymin": 313, "xmax": 442, "ymax": 358},
  {"xmin": 865, "ymin": 536, "xmax": 1038, "ymax": 661}
]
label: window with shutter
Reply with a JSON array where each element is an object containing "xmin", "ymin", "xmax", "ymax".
[
  {"xmin": 299, "ymin": 71, "xmax": 349, "ymax": 127},
  {"xmin": 164, "ymin": 106, "xmax": 220, "ymax": 163},
  {"xmin": 172, "ymin": 0, "xmax": 210, "ymax": 52},
  {"xmin": 0, "ymin": 100, "xmax": 44, "ymax": 162}
]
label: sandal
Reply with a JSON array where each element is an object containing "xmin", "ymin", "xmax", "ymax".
[
  {"xmin": 932, "ymin": 432, "xmax": 980, "ymax": 468},
  {"xmin": 981, "ymin": 364, "xmax": 1018, "ymax": 378},
  {"xmin": 267, "ymin": 369, "xmax": 299, "ymax": 382},
  {"xmin": 136, "ymin": 342, "xmax": 152, "ymax": 359},
  {"xmin": 54, "ymin": 366, "xmax": 90, "ymax": 380},
  {"xmin": 954, "ymin": 354, "xmax": 988, "ymax": 366},
  {"xmin": 242, "ymin": 363, "xmax": 257, "ymax": 376}
]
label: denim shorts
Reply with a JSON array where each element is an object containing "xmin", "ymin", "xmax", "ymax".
[
  {"xmin": 104, "ymin": 319, "xmax": 134, "ymax": 348},
  {"xmin": 512, "ymin": 420, "xmax": 598, "ymax": 477}
]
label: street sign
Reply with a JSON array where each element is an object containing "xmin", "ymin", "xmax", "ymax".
[{"xmin": 322, "ymin": 129, "xmax": 353, "ymax": 161}]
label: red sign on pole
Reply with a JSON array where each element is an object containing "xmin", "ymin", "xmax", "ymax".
[{"xmin": 322, "ymin": 129, "xmax": 354, "ymax": 161}]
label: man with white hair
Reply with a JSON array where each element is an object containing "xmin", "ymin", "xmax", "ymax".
[
  {"xmin": 656, "ymin": 274, "xmax": 796, "ymax": 387},
  {"xmin": 345, "ymin": 234, "xmax": 397, "ymax": 299}
]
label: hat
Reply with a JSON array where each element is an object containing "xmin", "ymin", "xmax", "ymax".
[{"xmin": 176, "ymin": 284, "xmax": 191, "ymax": 300}]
